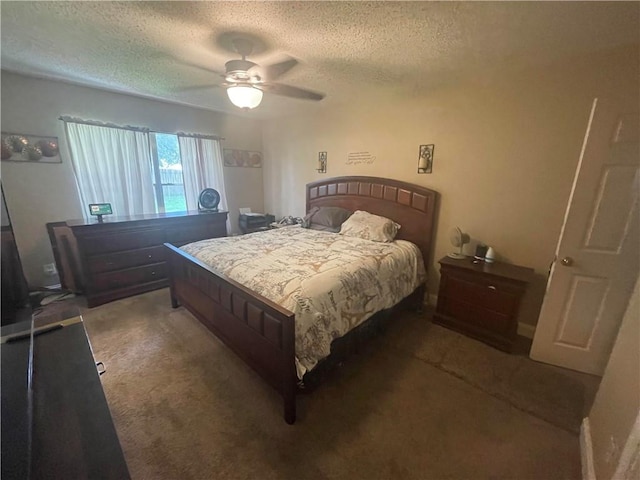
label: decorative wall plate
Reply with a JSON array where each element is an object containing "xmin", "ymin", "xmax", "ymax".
[
  {"xmin": 1, "ymin": 132, "xmax": 61, "ymax": 163},
  {"xmin": 223, "ymin": 148, "xmax": 262, "ymax": 168}
]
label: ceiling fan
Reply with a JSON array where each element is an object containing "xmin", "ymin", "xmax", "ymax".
[{"xmin": 181, "ymin": 36, "xmax": 325, "ymax": 109}]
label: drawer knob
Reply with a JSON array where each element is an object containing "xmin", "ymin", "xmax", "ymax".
[
  {"xmin": 148, "ymin": 254, "xmax": 152, "ymax": 258},
  {"xmin": 151, "ymin": 271, "xmax": 156, "ymax": 275},
  {"xmin": 488, "ymin": 285, "xmax": 497, "ymax": 290}
]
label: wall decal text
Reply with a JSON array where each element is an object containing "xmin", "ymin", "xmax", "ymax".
[{"xmin": 346, "ymin": 151, "xmax": 376, "ymax": 165}]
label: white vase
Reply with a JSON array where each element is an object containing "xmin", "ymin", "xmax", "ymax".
[{"xmin": 485, "ymin": 247, "xmax": 495, "ymax": 263}]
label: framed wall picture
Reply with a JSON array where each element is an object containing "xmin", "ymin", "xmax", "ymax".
[
  {"xmin": 223, "ymin": 149, "xmax": 262, "ymax": 168},
  {"xmin": 1, "ymin": 132, "xmax": 61, "ymax": 163}
]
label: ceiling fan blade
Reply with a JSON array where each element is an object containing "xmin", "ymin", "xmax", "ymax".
[
  {"xmin": 260, "ymin": 58, "xmax": 299, "ymax": 81},
  {"xmin": 258, "ymin": 83, "xmax": 325, "ymax": 101}
]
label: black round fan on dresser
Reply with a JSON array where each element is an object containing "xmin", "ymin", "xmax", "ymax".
[{"xmin": 198, "ymin": 188, "xmax": 220, "ymax": 212}]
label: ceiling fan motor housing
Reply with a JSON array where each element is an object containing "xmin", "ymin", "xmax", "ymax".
[
  {"xmin": 215, "ymin": 33, "xmax": 324, "ymax": 104},
  {"xmin": 224, "ymin": 59, "xmax": 258, "ymax": 82}
]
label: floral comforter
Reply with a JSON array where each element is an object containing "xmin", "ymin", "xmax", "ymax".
[{"xmin": 181, "ymin": 226, "xmax": 425, "ymax": 378}]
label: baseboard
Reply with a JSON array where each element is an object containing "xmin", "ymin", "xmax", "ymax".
[
  {"xmin": 517, "ymin": 322, "xmax": 536, "ymax": 339},
  {"xmin": 580, "ymin": 417, "xmax": 596, "ymax": 480}
]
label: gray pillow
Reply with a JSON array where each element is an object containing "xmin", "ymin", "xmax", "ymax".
[{"xmin": 302, "ymin": 206, "xmax": 352, "ymax": 233}]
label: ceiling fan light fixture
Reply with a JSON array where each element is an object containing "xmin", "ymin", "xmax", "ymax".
[{"xmin": 226, "ymin": 85, "xmax": 263, "ymax": 109}]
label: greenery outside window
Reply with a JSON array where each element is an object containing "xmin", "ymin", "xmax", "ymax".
[{"xmin": 150, "ymin": 133, "xmax": 187, "ymax": 213}]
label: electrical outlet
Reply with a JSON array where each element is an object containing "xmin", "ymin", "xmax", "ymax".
[{"xmin": 43, "ymin": 263, "xmax": 58, "ymax": 276}]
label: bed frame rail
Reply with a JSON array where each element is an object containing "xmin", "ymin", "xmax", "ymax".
[{"xmin": 165, "ymin": 243, "xmax": 298, "ymax": 424}]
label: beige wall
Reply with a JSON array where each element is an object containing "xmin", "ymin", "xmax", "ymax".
[
  {"xmin": 262, "ymin": 45, "xmax": 639, "ymax": 326},
  {"xmin": 588, "ymin": 277, "xmax": 640, "ymax": 480},
  {"xmin": 1, "ymin": 71, "xmax": 263, "ymax": 287}
]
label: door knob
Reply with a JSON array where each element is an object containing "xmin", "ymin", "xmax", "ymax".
[{"xmin": 560, "ymin": 257, "xmax": 574, "ymax": 266}]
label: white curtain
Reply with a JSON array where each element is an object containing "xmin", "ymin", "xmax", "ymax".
[
  {"xmin": 178, "ymin": 136, "xmax": 228, "ymax": 212},
  {"xmin": 65, "ymin": 122, "xmax": 156, "ymax": 218}
]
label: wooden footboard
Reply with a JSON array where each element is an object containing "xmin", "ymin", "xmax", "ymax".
[{"xmin": 164, "ymin": 243, "xmax": 298, "ymax": 424}]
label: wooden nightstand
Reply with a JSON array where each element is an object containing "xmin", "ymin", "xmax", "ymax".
[{"xmin": 434, "ymin": 256, "xmax": 534, "ymax": 352}]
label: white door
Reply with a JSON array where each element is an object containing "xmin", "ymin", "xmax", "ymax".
[{"xmin": 530, "ymin": 98, "xmax": 639, "ymax": 376}]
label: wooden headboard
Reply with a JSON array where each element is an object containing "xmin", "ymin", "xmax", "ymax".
[{"xmin": 306, "ymin": 176, "xmax": 439, "ymax": 269}]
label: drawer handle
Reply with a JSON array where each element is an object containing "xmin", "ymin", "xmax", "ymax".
[
  {"xmin": 106, "ymin": 261, "xmax": 114, "ymax": 266},
  {"xmin": 488, "ymin": 285, "xmax": 497, "ymax": 290},
  {"xmin": 148, "ymin": 254, "xmax": 152, "ymax": 258},
  {"xmin": 151, "ymin": 271, "xmax": 156, "ymax": 275},
  {"xmin": 96, "ymin": 361, "xmax": 106, "ymax": 376}
]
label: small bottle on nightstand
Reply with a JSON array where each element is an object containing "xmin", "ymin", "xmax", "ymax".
[{"xmin": 474, "ymin": 244, "xmax": 488, "ymax": 261}]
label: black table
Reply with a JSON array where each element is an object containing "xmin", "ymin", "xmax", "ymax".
[{"xmin": 1, "ymin": 311, "xmax": 130, "ymax": 479}]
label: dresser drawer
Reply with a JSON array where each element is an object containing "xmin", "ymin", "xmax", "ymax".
[
  {"xmin": 166, "ymin": 222, "xmax": 226, "ymax": 246},
  {"xmin": 81, "ymin": 229, "xmax": 164, "ymax": 255},
  {"xmin": 91, "ymin": 262, "xmax": 167, "ymax": 291},
  {"xmin": 441, "ymin": 270, "xmax": 520, "ymax": 316},
  {"xmin": 87, "ymin": 246, "xmax": 166, "ymax": 274}
]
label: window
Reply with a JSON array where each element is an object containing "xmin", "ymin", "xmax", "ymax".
[
  {"xmin": 64, "ymin": 119, "xmax": 228, "ymax": 219},
  {"xmin": 150, "ymin": 133, "xmax": 187, "ymax": 213}
]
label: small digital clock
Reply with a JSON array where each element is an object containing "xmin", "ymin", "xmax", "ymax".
[{"xmin": 89, "ymin": 203, "xmax": 112, "ymax": 223}]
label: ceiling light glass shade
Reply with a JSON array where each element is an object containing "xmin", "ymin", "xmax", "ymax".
[{"xmin": 226, "ymin": 85, "xmax": 263, "ymax": 109}]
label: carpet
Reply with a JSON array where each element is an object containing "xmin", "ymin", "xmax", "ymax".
[{"xmin": 73, "ymin": 288, "xmax": 598, "ymax": 480}]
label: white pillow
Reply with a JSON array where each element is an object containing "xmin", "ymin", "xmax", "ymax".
[{"xmin": 339, "ymin": 210, "xmax": 400, "ymax": 242}]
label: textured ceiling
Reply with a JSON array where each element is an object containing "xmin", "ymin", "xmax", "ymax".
[{"xmin": 1, "ymin": 1, "xmax": 638, "ymax": 118}]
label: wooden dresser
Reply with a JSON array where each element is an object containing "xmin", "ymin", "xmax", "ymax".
[
  {"xmin": 434, "ymin": 256, "xmax": 534, "ymax": 352},
  {"xmin": 68, "ymin": 211, "xmax": 227, "ymax": 307}
]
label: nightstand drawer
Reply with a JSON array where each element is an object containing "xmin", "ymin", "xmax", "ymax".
[
  {"xmin": 441, "ymin": 271, "xmax": 520, "ymax": 316},
  {"xmin": 437, "ymin": 297, "xmax": 512, "ymax": 334},
  {"xmin": 88, "ymin": 246, "xmax": 166, "ymax": 274},
  {"xmin": 91, "ymin": 262, "xmax": 167, "ymax": 291}
]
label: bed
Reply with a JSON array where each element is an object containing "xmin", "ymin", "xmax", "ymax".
[{"xmin": 164, "ymin": 176, "xmax": 438, "ymax": 423}]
